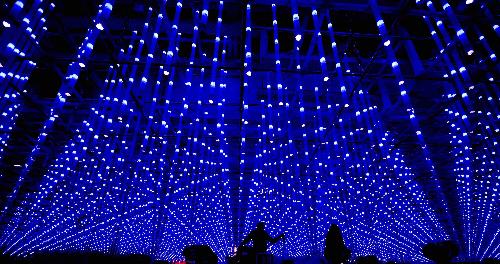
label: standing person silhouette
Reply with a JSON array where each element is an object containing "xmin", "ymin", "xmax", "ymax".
[
  {"xmin": 325, "ymin": 224, "xmax": 351, "ymax": 264},
  {"xmin": 242, "ymin": 222, "xmax": 285, "ymax": 253}
]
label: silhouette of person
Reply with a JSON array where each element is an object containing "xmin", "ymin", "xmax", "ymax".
[
  {"xmin": 241, "ymin": 222, "xmax": 285, "ymax": 253},
  {"xmin": 355, "ymin": 255, "xmax": 378, "ymax": 264},
  {"xmin": 324, "ymin": 224, "xmax": 351, "ymax": 264},
  {"xmin": 422, "ymin": 240, "xmax": 459, "ymax": 264}
]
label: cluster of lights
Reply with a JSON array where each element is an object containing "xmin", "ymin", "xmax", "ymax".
[
  {"xmin": 446, "ymin": 102, "xmax": 499, "ymax": 259},
  {"xmin": 1, "ymin": 0, "xmax": 234, "ymax": 260},
  {"xmin": 416, "ymin": 0, "xmax": 500, "ymax": 260},
  {"xmin": 370, "ymin": 0, "xmax": 446, "ymax": 211},
  {"xmin": 0, "ymin": 1, "xmax": 497, "ymax": 263},
  {"xmin": 0, "ymin": 0, "xmax": 54, "ymax": 179},
  {"xmin": 0, "ymin": 0, "xmax": 115, "ymax": 225},
  {"xmin": 240, "ymin": 3, "xmax": 449, "ymax": 262}
]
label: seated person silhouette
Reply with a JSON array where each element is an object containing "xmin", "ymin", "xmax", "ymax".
[
  {"xmin": 240, "ymin": 222, "xmax": 285, "ymax": 263},
  {"xmin": 324, "ymin": 224, "xmax": 351, "ymax": 264}
]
